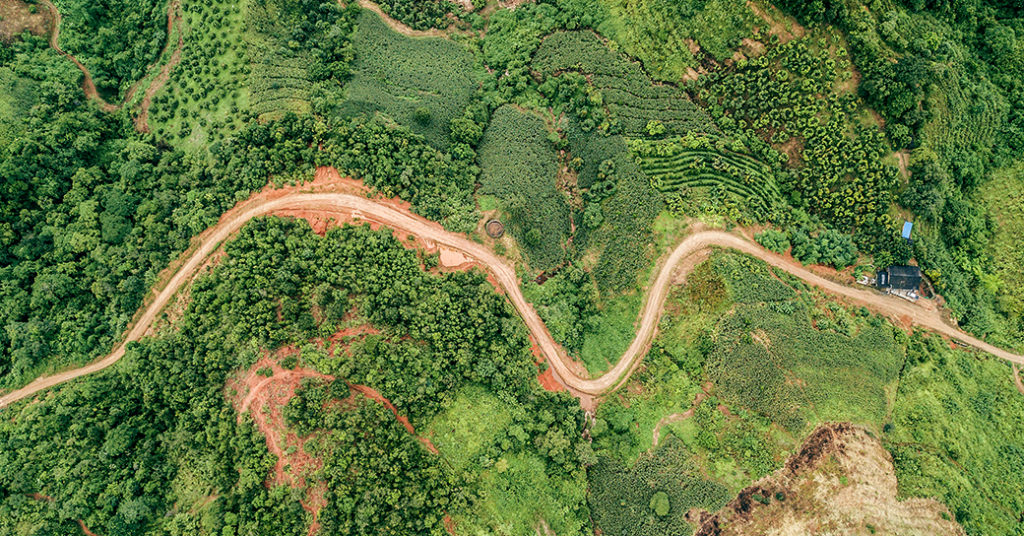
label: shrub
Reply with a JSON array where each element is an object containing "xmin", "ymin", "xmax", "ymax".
[{"xmin": 756, "ymin": 229, "xmax": 791, "ymax": 253}]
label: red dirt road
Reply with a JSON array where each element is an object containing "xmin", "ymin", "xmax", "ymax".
[{"xmin": 3, "ymin": 188, "xmax": 1023, "ymax": 408}]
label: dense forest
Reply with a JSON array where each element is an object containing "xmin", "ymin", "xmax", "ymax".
[{"xmin": 2, "ymin": 0, "xmax": 1023, "ymax": 534}]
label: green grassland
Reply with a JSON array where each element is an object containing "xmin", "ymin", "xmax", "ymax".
[
  {"xmin": 888, "ymin": 339, "xmax": 1024, "ymax": 536},
  {"xmin": 975, "ymin": 162, "xmax": 1024, "ymax": 350},
  {"xmin": 477, "ymin": 105, "xmax": 569, "ymax": 271},
  {"xmin": 428, "ymin": 385, "xmax": 511, "ymax": 472},
  {"xmin": 339, "ymin": 9, "xmax": 481, "ymax": 149}
]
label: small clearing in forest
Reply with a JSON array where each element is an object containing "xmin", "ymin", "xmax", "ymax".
[{"xmin": 0, "ymin": 0, "xmax": 49, "ymax": 42}]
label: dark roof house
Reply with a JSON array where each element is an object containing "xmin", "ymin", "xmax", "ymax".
[{"xmin": 876, "ymin": 265, "xmax": 922, "ymax": 291}]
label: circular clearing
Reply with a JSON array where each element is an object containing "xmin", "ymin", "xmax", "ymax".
[{"xmin": 485, "ymin": 219, "xmax": 505, "ymax": 238}]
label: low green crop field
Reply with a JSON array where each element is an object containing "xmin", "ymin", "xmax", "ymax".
[
  {"xmin": 477, "ymin": 105, "xmax": 569, "ymax": 271},
  {"xmin": 339, "ymin": 9, "xmax": 481, "ymax": 149},
  {"xmin": 533, "ymin": 30, "xmax": 715, "ymax": 138}
]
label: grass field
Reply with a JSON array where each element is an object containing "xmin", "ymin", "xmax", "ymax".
[
  {"xmin": 428, "ymin": 385, "xmax": 511, "ymax": 472},
  {"xmin": 477, "ymin": 105, "xmax": 569, "ymax": 271},
  {"xmin": 457, "ymin": 452, "xmax": 590, "ymax": 536},
  {"xmin": 887, "ymin": 337, "xmax": 1024, "ymax": 536},
  {"xmin": 976, "ymin": 162, "xmax": 1024, "ymax": 348},
  {"xmin": 338, "ymin": 8, "xmax": 481, "ymax": 149}
]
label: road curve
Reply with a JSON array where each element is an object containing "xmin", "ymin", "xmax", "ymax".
[{"xmin": 2, "ymin": 192, "xmax": 1022, "ymax": 408}]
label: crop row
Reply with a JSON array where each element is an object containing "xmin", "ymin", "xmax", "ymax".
[{"xmin": 640, "ymin": 149, "xmax": 782, "ymax": 210}]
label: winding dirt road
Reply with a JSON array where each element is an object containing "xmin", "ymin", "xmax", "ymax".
[{"xmin": 2, "ymin": 191, "xmax": 1022, "ymax": 408}]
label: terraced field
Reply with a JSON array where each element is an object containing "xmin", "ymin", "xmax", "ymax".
[
  {"xmin": 533, "ymin": 30, "xmax": 716, "ymax": 138},
  {"xmin": 634, "ymin": 141, "xmax": 784, "ymax": 214}
]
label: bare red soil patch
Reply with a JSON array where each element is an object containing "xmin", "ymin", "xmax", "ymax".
[
  {"xmin": 227, "ymin": 353, "xmax": 334, "ymax": 490},
  {"xmin": 443, "ymin": 514, "xmax": 458, "ymax": 535},
  {"xmin": 537, "ymin": 367, "xmax": 565, "ymax": 392}
]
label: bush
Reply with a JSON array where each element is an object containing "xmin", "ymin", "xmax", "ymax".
[
  {"xmin": 649, "ymin": 491, "xmax": 670, "ymax": 516},
  {"xmin": 755, "ymin": 229, "xmax": 791, "ymax": 254}
]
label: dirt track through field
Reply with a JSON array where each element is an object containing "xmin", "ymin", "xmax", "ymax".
[{"xmin": 2, "ymin": 190, "xmax": 1023, "ymax": 408}]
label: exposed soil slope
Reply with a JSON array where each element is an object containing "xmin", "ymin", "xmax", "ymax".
[
  {"xmin": 0, "ymin": 0, "xmax": 51, "ymax": 42},
  {"xmin": 693, "ymin": 423, "xmax": 964, "ymax": 536},
  {"xmin": 3, "ymin": 179, "xmax": 1022, "ymax": 408}
]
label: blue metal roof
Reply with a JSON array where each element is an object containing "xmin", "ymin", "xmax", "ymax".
[{"xmin": 901, "ymin": 221, "xmax": 913, "ymax": 239}]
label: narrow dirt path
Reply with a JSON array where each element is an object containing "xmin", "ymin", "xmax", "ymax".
[
  {"xmin": 1013, "ymin": 364, "xmax": 1024, "ymax": 396},
  {"xmin": 2, "ymin": 189, "xmax": 1023, "ymax": 408},
  {"xmin": 41, "ymin": 0, "xmax": 182, "ymax": 126},
  {"xmin": 41, "ymin": 0, "xmax": 118, "ymax": 112},
  {"xmin": 135, "ymin": 0, "xmax": 183, "ymax": 132}
]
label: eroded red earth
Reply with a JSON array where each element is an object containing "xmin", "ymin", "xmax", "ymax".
[{"xmin": 226, "ymin": 326, "xmax": 442, "ymax": 535}]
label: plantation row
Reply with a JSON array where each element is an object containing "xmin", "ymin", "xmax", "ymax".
[
  {"xmin": 694, "ymin": 36, "xmax": 900, "ymax": 234},
  {"xmin": 632, "ymin": 138, "xmax": 783, "ymax": 215},
  {"xmin": 533, "ymin": 30, "xmax": 715, "ymax": 137},
  {"xmin": 249, "ymin": 52, "xmax": 313, "ymax": 119}
]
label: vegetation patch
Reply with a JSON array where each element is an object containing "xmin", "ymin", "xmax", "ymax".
[
  {"xmin": 50, "ymin": 0, "xmax": 167, "ymax": 98},
  {"xmin": 695, "ymin": 33, "xmax": 900, "ymax": 244},
  {"xmin": 632, "ymin": 134, "xmax": 784, "ymax": 223},
  {"xmin": 339, "ymin": 8, "xmax": 481, "ymax": 149},
  {"xmin": 887, "ymin": 336, "xmax": 1024, "ymax": 536},
  {"xmin": 427, "ymin": 385, "xmax": 512, "ymax": 472},
  {"xmin": 975, "ymin": 162, "xmax": 1024, "ymax": 350},
  {"xmin": 571, "ymin": 0, "xmax": 755, "ymax": 81},
  {"xmin": 373, "ymin": 0, "xmax": 459, "ymax": 31},
  {"xmin": 533, "ymin": 30, "xmax": 715, "ymax": 137},
  {"xmin": 588, "ymin": 436, "xmax": 731, "ymax": 536},
  {"xmin": 477, "ymin": 105, "xmax": 569, "ymax": 271}
]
